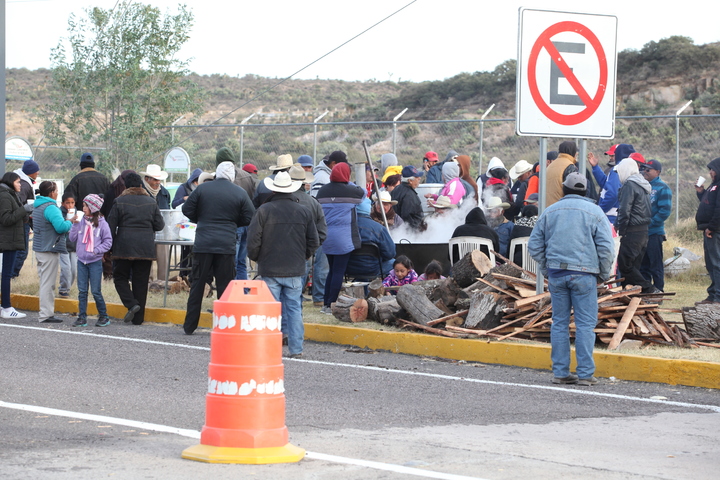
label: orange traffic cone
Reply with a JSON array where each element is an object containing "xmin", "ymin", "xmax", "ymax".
[{"xmin": 182, "ymin": 280, "xmax": 305, "ymax": 464}]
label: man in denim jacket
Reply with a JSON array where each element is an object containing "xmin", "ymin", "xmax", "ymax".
[{"xmin": 529, "ymin": 173, "xmax": 614, "ymax": 386}]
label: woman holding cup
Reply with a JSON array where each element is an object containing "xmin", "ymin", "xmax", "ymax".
[{"xmin": 0, "ymin": 172, "xmax": 33, "ymax": 318}]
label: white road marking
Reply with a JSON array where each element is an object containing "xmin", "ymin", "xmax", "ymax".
[
  {"xmin": 0, "ymin": 400, "xmax": 487, "ymax": 480},
  {"xmin": 3, "ymin": 323, "xmax": 719, "ymax": 414}
]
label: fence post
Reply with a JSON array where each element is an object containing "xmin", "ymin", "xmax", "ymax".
[
  {"xmin": 392, "ymin": 108, "xmax": 407, "ymax": 156},
  {"xmin": 313, "ymin": 111, "xmax": 329, "ymax": 166},
  {"xmin": 478, "ymin": 104, "xmax": 495, "ymax": 176},
  {"xmin": 675, "ymin": 101, "xmax": 692, "ymax": 225},
  {"xmin": 239, "ymin": 113, "xmax": 256, "ymax": 167}
]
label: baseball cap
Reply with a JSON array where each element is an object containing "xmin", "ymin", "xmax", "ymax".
[
  {"xmin": 605, "ymin": 144, "xmax": 619, "ymax": 155},
  {"xmin": 423, "ymin": 151, "xmax": 439, "ymax": 162},
  {"xmin": 563, "ymin": 172, "xmax": 587, "ymax": 192},
  {"xmin": 242, "ymin": 163, "xmax": 258, "ymax": 174},
  {"xmin": 297, "ymin": 155, "xmax": 313, "ymax": 167},
  {"xmin": 401, "ymin": 165, "xmax": 423, "ymax": 178},
  {"xmin": 645, "ymin": 159, "xmax": 662, "ymax": 172},
  {"xmin": 525, "ymin": 193, "xmax": 539, "ymax": 204},
  {"xmin": 629, "ymin": 152, "xmax": 647, "ymax": 164}
]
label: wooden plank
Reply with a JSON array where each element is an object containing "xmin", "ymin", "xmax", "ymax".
[
  {"xmin": 395, "ymin": 318, "xmax": 461, "ymax": 338},
  {"xmin": 513, "ymin": 292, "xmax": 551, "ymax": 309},
  {"xmin": 631, "ymin": 315, "xmax": 651, "ymax": 335},
  {"xmin": 475, "ymin": 276, "xmax": 522, "ymax": 300},
  {"xmin": 608, "ymin": 297, "xmax": 641, "ymax": 350},
  {"xmin": 426, "ymin": 309, "xmax": 469, "ymax": 327},
  {"xmin": 515, "ymin": 286, "xmax": 538, "ymax": 298},
  {"xmin": 496, "ymin": 317, "xmax": 553, "ymax": 341}
]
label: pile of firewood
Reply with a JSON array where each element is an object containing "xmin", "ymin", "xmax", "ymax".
[{"xmin": 331, "ymin": 249, "xmax": 711, "ymax": 349}]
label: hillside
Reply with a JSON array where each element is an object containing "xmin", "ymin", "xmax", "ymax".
[{"xmin": 6, "ymin": 35, "xmax": 720, "ymax": 145}]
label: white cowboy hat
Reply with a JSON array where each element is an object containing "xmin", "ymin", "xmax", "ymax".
[
  {"xmin": 269, "ymin": 154, "xmax": 294, "ymax": 172},
  {"xmin": 372, "ymin": 190, "xmax": 397, "ymax": 205},
  {"xmin": 290, "ymin": 163, "xmax": 315, "ymax": 183},
  {"xmin": 198, "ymin": 172, "xmax": 215, "ymax": 184},
  {"xmin": 140, "ymin": 164, "xmax": 168, "ymax": 181},
  {"xmin": 264, "ymin": 171, "xmax": 301, "ymax": 193},
  {"xmin": 428, "ymin": 195, "xmax": 457, "ymax": 209},
  {"xmin": 509, "ymin": 160, "xmax": 533, "ymax": 180},
  {"xmin": 486, "ymin": 196, "xmax": 511, "ymax": 210}
]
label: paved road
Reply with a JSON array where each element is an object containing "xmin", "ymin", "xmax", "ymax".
[{"xmin": 1, "ymin": 314, "xmax": 719, "ymax": 479}]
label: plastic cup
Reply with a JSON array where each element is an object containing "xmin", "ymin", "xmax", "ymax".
[
  {"xmin": 697, "ymin": 176, "xmax": 706, "ymax": 187},
  {"xmin": 66, "ymin": 208, "xmax": 76, "ymax": 220}
]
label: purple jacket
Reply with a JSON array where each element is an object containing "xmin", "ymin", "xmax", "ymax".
[{"xmin": 69, "ymin": 216, "xmax": 113, "ymax": 265}]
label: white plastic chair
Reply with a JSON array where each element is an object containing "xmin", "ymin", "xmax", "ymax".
[
  {"xmin": 508, "ymin": 236, "xmax": 538, "ymax": 274},
  {"xmin": 448, "ymin": 236, "xmax": 495, "ymax": 266}
]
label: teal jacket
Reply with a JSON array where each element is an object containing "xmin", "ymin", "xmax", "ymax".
[
  {"xmin": 32, "ymin": 196, "xmax": 72, "ymax": 253},
  {"xmin": 648, "ymin": 176, "xmax": 672, "ymax": 236}
]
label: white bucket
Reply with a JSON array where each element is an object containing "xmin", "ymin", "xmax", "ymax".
[{"xmin": 414, "ymin": 183, "xmax": 444, "ymax": 214}]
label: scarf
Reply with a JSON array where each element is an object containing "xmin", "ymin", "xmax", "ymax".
[
  {"xmin": 142, "ymin": 178, "xmax": 161, "ymax": 198},
  {"xmin": 82, "ymin": 218, "xmax": 95, "ymax": 253},
  {"xmin": 371, "ymin": 206, "xmax": 397, "ymax": 226}
]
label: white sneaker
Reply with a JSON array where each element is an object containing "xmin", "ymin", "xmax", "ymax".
[{"xmin": 1, "ymin": 307, "xmax": 27, "ymax": 319}]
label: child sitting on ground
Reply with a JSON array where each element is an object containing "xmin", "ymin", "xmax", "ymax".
[
  {"xmin": 417, "ymin": 260, "xmax": 446, "ymax": 281},
  {"xmin": 382, "ymin": 255, "xmax": 419, "ymax": 294}
]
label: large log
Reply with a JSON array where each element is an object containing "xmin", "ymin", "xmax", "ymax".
[
  {"xmin": 331, "ymin": 295, "xmax": 368, "ymax": 323},
  {"xmin": 464, "ymin": 290, "xmax": 508, "ymax": 329},
  {"xmin": 396, "ymin": 284, "xmax": 445, "ymax": 326},
  {"xmin": 682, "ymin": 304, "xmax": 720, "ymax": 340},
  {"xmin": 367, "ymin": 296, "xmax": 401, "ymax": 324},
  {"xmin": 451, "ymin": 250, "xmax": 493, "ymax": 288},
  {"xmin": 368, "ymin": 278, "xmax": 385, "ymax": 298}
]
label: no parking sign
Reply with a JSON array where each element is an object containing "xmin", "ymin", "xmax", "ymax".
[{"xmin": 516, "ymin": 8, "xmax": 618, "ymax": 138}]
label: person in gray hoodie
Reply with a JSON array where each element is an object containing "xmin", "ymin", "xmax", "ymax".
[{"xmin": 615, "ymin": 157, "xmax": 656, "ymax": 293}]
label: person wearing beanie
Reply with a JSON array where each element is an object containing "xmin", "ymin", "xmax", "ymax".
[
  {"xmin": 345, "ymin": 197, "xmax": 396, "ymax": 281},
  {"xmin": 545, "ymin": 141, "xmax": 580, "ymax": 207},
  {"xmin": 597, "ymin": 143, "xmax": 636, "ymax": 223},
  {"xmin": 10, "ymin": 160, "xmax": 41, "ymax": 278},
  {"xmin": 68, "ymin": 193, "xmax": 113, "ymax": 327},
  {"xmin": 315, "ymin": 162, "xmax": 365, "ymax": 313},
  {"xmin": 310, "ymin": 151, "xmax": 348, "ymax": 198},
  {"xmin": 529, "ymin": 172, "xmax": 614, "ymax": 387},
  {"xmin": 65, "ymin": 152, "xmax": 111, "ymax": 207},
  {"xmin": 390, "ymin": 165, "xmax": 425, "ymax": 230}
]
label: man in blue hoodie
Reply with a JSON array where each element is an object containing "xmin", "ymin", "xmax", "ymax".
[{"xmin": 529, "ymin": 172, "xmax": 614, "ymax": 386}]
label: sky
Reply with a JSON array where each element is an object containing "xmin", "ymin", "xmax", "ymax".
[{"xmin": 6, "ymin": 0, "xmax": 720, "ymax": 83}]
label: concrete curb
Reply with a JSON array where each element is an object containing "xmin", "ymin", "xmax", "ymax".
[{"xmin": 11, "ymin": 294, "xmax": 720, "ymax": 390}]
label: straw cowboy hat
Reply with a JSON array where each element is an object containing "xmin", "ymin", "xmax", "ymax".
[
  {"xmin": 269, "ymin": 154, "xmax": 294, "ymax": 172},
  {"xmin": 428, "ymin": 195, "xmax": 457, "ymax": 209},
  {"xmin": 290, "ymin": 163, "xmax": 315, "ymax": 183},
  {"xmin": 140, "ymin": 164, "xmax": 168, "ymax": 181},
  {"xmin": 486, "ymin": 196, "xmax": 511, "ymax": 210},
  {"xmin": 509, "ymin": 160, "xmax": 533, "ymax": 181},
  {"xmin": 372, "ymin": 190, "xmax": 397, "ymax": 205},
  {"xmin": 198, "ymin": 172, "xmax": 215, "ymax": 184},
  {"xmin": 264, "ymin": 171, "xmax": 301, "ymax": 193}
]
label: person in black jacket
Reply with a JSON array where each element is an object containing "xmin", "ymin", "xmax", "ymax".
[
  {"xmin": 450, "ymin": 207, "xmax": 500, "ymax": 263},
  {"xmin": 0, "ymin": 172, "xmax": 32, "ymax": 318},
  {"xmin": 248, "ymin": 171, "xmax": 318, "ymax": 356},
  {"xmin": 391, "ymin": 165, "xmax": 425, "ymax": 230},
  {"xmin": 182, "ymin": 161, "xmax": 256, "ymax": 335},
  {"xmin": 65, "ymin": 153, "xmax": 111, "ymax": 206},
  {"xmin": 107, "ymin": 173, "xmax": 165, "ymax": 325},
  {"xmin": 695, "ymin": 157, "xmax": 720, "ymax": 304},
  {"xmin": 615, "ymin": 157, "xmax": 655, "ymax": 293}
]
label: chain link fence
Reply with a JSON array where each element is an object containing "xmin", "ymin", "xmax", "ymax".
[{"xmin": 15, "ymin": 115, "xmax": 720, "ymax": 223}]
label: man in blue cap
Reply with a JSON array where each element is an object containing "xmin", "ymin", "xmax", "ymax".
[{"xmin": 390, "ymin": 165, "xmax": 425, "ymax": 230}]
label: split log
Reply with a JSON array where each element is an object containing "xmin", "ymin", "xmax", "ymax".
[
  {"xmin": 331, "ymin": 295, "xmax": 368, "ymax": 323},
  {"xmin": 367, "ymin": 296, "xmax": 401, "ymax": 324},
  {"xmin": 396, "ymin": 284, "xmax": 445, "ymax": 326},
  {"xmin": 427, "ymin": 277, "xmax": 465, "ymax": 308},
  {"xmin": 342, "ymin": 283, "xmax": 367, "ymax": 299},
  {"xmin": 368, "ymin": 278, "xmax": 385, "ymax": 298},
  {"xmin": 682, "ymin": 304, "xmax": 720, "ymax": 340},
  {"xmin": 451, "ymin": 250, "xmax": 493, "ymax": 288},
  {"xmin": 464, "ymin": 290, "xmax": 509, "ymax": 330}
]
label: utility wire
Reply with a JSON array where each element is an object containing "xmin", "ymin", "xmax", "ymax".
[{"xmin": 156, "ymin": 0, "xmax": 419, "ymax": 160}]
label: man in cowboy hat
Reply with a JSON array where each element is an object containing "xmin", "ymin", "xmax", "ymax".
[
  {"xmin": 182, "ymin": 161, "xmax": 255, "ymax": 335},
  {"xmin": 140, "ymin": 164, "xmax": 171, "ymax": 280},
  {"xmin": 508, "ymin": 159, "xmax": 533, "ymax": 218},
  {"xmin": 370, "ymin": 190, "xmax": 403, "ymax": 230},
  {"xmin": 248, "ymin": 171, "xmax": 319, "ymax": 358},
  {"xmin": 253, "ymin": 153, "xmax": 294, "ymax": 208},
  {"xmin": 65, "ymin": 153, "xmax": 111, "ymax": 206}
]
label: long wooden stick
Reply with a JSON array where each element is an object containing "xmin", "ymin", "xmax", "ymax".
[
  {"xmin": 395, "ymin": 318, "xmax": 460, "ymax": 337},
  {"xmin": 495, "ymin": 317, "xmax": 552, "ymax": 341},
  {"xmin": 608, "ymin": 297, "xmax": 641, "ymax": 350},
  {"xmin": 426, "ymin": 309, "xmax": 469, "ymax": 327},
  {"xmin": 474, "ymin": 277, "xmax": 522, "ymax": 299}
]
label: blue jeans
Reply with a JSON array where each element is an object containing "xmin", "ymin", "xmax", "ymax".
[
  {"xmin": 704, "ymin": 233, "xmax": 720, "ymax": 302},
  {"xmin": 264, "ymin": 276, "xmax": 304, "ymax": 355},
  {"xmin": 235, "ymin": 226, "xmax": 249, "ymax": 280},
  {"xmin": 312, "ymin": 245, "xmax": 329, "ymax": 303},
  {"xmin": 548, "ymin": 273, "xmax": 598, "ymax": 379},
  {"xmin": 12, "ymin": 223, "xmax": 30, "ymax": 277},
  {"xmin": 77, "ymin": 260, "xmax": 107, "ymax": 318},
  {"xmin": 1, "ymin": 251, "xmax": 17, "ymax": 308}
]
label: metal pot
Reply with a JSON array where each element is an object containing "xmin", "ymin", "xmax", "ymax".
[{"xmin": 156, "ymin": 209, "xmax": 189, "ymax": 241}]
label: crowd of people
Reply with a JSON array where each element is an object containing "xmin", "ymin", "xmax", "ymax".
[{"xmin": 1, "ymin": 140, "xmax": 717, "ymax": 373}]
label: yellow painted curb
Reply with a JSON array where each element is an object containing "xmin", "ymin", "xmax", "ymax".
[{"xmin": 11, "ymin": 294, "xmax": 720, "ymax": 389}]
